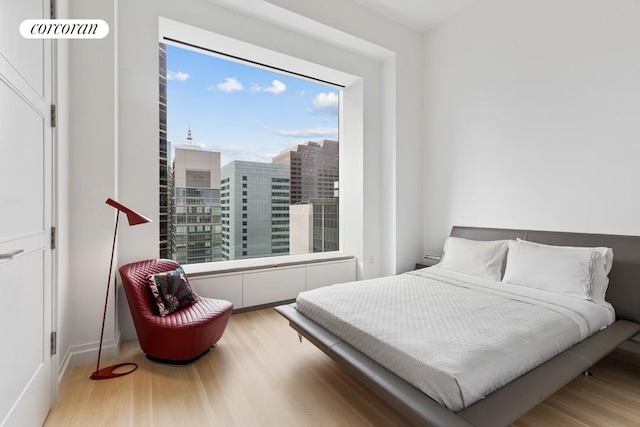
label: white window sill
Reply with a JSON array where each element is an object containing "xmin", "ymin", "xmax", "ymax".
[{"xmin": 182, "ymin": 252, "xmax": 355, "ymax": 277}]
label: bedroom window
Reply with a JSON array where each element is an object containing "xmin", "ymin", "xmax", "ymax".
[{"xmin": 159, "ymin": 41, "xmax": 341, "ymax": 266}]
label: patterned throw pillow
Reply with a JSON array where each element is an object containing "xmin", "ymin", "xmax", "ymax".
[{"xmin": 147, "ymin": 267, "xmax": 198, "ymax": 316}]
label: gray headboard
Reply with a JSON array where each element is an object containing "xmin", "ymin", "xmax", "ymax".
[{"xmin": 450, "ymin": 226, "xmax": 640, "ymax": 324}]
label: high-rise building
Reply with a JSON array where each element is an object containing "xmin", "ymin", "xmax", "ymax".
[
  {"xmin": 221, "ymin": 161, "xmax": 290, "ymax": 260},
  {"xmin": 289, "ymin": 203, "xmax": 313, "ymax": 255},
  {"xmin": 272, "ymin": 139, "xmax": 339, "ymax": 204},
  {"xmin": 312, "ymin": 198, "xmax": 339, "ymax": 252},
  {"xmin": 289, "ymin": 198, "xmax": 339, "ymax": 254},
  {"xmin": 159, "ymin": 43, "xmax": 169, "ymax": 258},
  {"xmin": 273, "ymin": 139, "xmax": 339, "ymax": 253},
  {"xmin": 170, "ymin": 131, "xmax": 223, "ymax": 264}
]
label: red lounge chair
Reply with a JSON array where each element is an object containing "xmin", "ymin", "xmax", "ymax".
[{"xmin": 119, "ymin": 259, "xmax": 233, "ymax": 364}]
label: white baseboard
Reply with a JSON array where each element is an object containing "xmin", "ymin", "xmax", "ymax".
[{"xmin": 58, "ymin": 332, "xmax": 121, "ymax": 384}]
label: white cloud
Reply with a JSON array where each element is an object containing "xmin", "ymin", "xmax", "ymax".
[
  {"xmin": 295, "ymin": 89, "xmax": 307, "ymax": 96},
  {"xmin": 214, "ymin": 77, "xmax": 244, "ymax": 93},
  {"xmin": 264, "ymin": 80, "xmax": 287, "ymax": 94},
  {"xmin": 312, "ymin": 92, "xmax": 339, "ymax": 115},
  {"xmin": 167, "ymin": 70, "xmax": 189, "ymax": 81},
  {"xmin": 250, "ymin": 79, "xmax": 287, "ymax": 95},
  {"xmin": 274, "ymin": 127, "xmax": 338, "ymax": 138}
]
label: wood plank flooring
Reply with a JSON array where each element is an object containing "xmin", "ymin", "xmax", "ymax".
[{"xmin": 45, "ymin": 309, "xmax": 640, "ymax": 426}]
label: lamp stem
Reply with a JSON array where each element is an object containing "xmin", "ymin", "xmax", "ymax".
[{"xmin": 94, "ymin": 212, "xmax": 120, "ymax": 375}]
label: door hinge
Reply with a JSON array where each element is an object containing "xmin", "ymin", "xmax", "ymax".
[
  {"xmin": 50, "ymin": 331, "xmax": 57, "ymax": 356},
  {"xmin": 51, "ymin": 226, "xmax": 56, "ymax": 250},
  {"xmin": 50, "ymin": 0, "xmax": 56, "ymax": 19},
  {"xmin": 50, "ymin": 104, "xmax": 57, "ymax": 128}
]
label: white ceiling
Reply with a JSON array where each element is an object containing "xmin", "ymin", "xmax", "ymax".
[{"xmin": 351, "ymin": 0, "xmax": 478, "ymax": 32}]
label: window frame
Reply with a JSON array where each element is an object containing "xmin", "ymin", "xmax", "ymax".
[{"xmin": 159, "ymin": 17, "xmax": 363, "ymax": 274}]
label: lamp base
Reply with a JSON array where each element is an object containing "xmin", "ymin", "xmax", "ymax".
[{"xmin": 90, "ymin": 362, "xmax": 138, "ymax": 380}]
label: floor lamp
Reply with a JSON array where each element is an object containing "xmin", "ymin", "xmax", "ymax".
[{"xmin": 90, "ymin": 198, "xmax": 152, "ymax": 380}]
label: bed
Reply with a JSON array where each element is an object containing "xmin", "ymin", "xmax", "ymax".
[{"xmin": 275, "ymin": 226, "xmax": 640, "ymax": 426}]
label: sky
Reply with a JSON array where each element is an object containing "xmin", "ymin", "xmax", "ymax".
[{"xmin": 166, "ymin": 44, "xmax": 339, "ymax": 167}]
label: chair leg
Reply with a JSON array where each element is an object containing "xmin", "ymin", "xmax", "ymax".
[{"xmin": 146, "ymin": 346, "xmax": 215, "ymax": 366}]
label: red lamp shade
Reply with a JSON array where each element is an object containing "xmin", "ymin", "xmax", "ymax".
[{"xmin": 106, "ymin": 198, "xmax": 152, "ymax": 226}]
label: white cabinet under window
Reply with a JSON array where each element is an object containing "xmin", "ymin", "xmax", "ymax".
[
  {"xmin": 188, "ymin": 258, "xmax": 356, "ymax": 309},
  {"xmin": 306, "ymin": 261, "xmax": 356, "ymax": 291},
  {"xmin": 243, "ymin": 266, "xmax": 306, "ymax": 307}
]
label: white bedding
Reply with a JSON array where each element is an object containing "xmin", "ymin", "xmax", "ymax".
[{"xmin": 295, "ymin": 266, "xmax": 615, "ymax": 411}]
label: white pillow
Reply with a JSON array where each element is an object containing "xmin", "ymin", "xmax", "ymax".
[
  {"xmin": 502, "ymin": 239, "xmax": 613, "ymax": 304},
  {"xmin": 439, "ymin": 237, "xmax": 509, "ymax": 281}
]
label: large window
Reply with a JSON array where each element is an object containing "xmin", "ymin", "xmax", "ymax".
[{"xmin": 159, "ymin": 42, "xmax": 341, "ymax": 265}]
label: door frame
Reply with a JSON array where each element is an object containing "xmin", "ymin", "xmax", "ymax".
[{"xmin": 49, "ymin": 32, "xmax": 60, "ymax": 405}]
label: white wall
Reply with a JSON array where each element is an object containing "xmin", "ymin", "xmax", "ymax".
[
  {"xmin": 59, "ymin": 0, "xmax": 119, "ymax": 372},
  {"xmin": 423, "ymin": 0, "xmax": 640, "ymax": 255},
  {"xmin": 60, "ymin": 0, "xmax": 424, "ymax": 369}
]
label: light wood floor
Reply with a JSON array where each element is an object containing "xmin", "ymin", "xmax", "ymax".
[{"xmin": 45, "ymin": 309, "xmax": 640, "ymax": 427}]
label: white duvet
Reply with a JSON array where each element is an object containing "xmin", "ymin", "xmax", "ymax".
[{"xmin": 295, "ymin": 266, "xmax": 615, "ymax": 411}]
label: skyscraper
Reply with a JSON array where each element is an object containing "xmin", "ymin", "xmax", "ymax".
[
  {"xmin": 272, "ymin": 139, "xmax": 339, "ymax": 204},
  {"xmin": 221, "ymin": 161, "xmax": 290, "ymax": 260},
  {"xmin": 170, "ymin": 130, "xmax": 223, "ymax": 264},
  {"xmin": 273, "ymin": 139, "xmax": 339, "ymax": 253},
  {"xmin": 159, "ymin": 43, "xmax": 169, "ymax": 258},
  {"xmin": 289, "ymin": 198, "xmax": 339, "ymax": 254},
  {"xmin": 312, "ymin": 197, "xmax": 339, "ymax": 252}
]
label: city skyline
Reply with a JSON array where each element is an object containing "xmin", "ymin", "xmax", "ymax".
[
  {"xmin": 161, "ymin": 43, "xmax": 340, "ymax": 264},
  {"xmin": 168, "ymin": 139, "xmax": 340, "ymax": 263},
  {"xmin": 166, "ymin": 44, "xmax": 340, "ymax": 167}
]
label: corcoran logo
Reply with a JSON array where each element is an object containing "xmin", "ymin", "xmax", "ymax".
[{"xmin": 20, "ymin": 19, "xmax": 109, "ymax": 39}]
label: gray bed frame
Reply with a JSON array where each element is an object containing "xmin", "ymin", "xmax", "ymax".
[{"xmin": 275, "ymin": 226, "xmax": 640, "ymax": 426}]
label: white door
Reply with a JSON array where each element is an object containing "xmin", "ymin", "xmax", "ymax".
[{"xmin": 0, "ymin": 0, "xmax": 53, "ymax": 426}]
